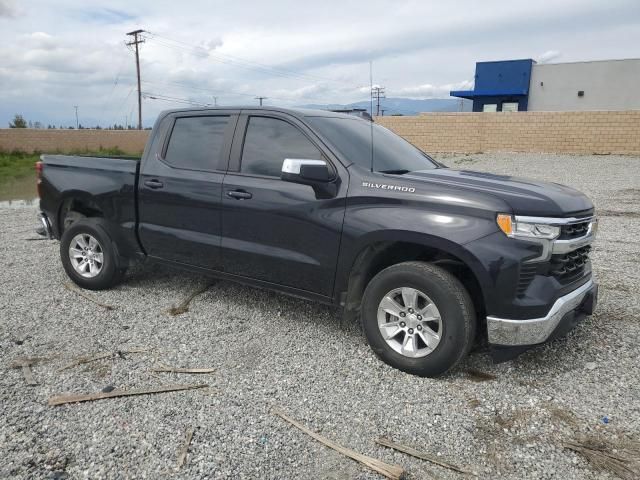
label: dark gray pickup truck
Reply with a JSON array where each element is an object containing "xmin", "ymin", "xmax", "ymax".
[{"xmin": 36, "ymin": 107, "xmax": 598, "ymax": 376}]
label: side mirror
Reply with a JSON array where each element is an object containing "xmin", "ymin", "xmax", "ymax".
[
  {"xmin": 281, "ymin": 159, "xmax": 332, "ymax": 183},
  {"xmin": 281, "ymin": 158, "xmax": 337, "ymax": 199}
]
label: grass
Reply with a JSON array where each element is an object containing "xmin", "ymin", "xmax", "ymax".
[
  {"xmin": 0, "ymin": 152, "xmax": 40, "ymax": 183},
  {"xmin": 0, "ymin": 148, "xmax": 136, "ymax": 186}
]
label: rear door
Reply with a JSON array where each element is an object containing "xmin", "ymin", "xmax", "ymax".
[
  {"xmin": 220, "ymin": 111, "xmax": 348, "ymax": 297},
  {"xmin": 138, "ymin": 111, "xmax": 238, "ymax": 270}
]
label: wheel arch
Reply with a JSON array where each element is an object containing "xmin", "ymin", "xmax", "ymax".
[{"xmin": 340, "ymin": 232, "xmax": 491, "ymax": 327}]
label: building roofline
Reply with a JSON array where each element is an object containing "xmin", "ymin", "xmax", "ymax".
[{"xmin": 535, "ymin": 57, "xmax": 640, "ymax": 66}]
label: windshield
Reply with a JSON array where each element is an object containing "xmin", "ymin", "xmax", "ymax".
[{"xmin": 306, "ymin": 116, "xmax": 438, "ymax": 173}]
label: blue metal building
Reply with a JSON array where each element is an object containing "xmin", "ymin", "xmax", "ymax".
[{"xmin": 450, "ymin": 59, "xmax": 534, "ymax": 112}]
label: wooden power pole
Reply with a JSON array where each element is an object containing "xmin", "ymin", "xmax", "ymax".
[{"xmin": 126, "ymin": 29, "xmax": 145, "ymax": 130}]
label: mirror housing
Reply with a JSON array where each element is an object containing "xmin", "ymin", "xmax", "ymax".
[{"xmin": 281, "ymin": 158, "xmax": 337, "ymax": 198}]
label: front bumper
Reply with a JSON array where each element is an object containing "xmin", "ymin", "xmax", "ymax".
[{"xmin": 486, "ymin": 279, "xmax": 598, "ymax": 346}]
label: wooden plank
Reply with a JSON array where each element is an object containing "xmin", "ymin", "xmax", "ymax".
[
  {"xmin": 376, "ymin": 437, "xmax": 473, "ymax": 475},
  {"xmin": 151, "ymin": 364, "xmax": 215, "ymax": 374},
  {"xmin": 273, "ymin": 408, "xmax": 405, "ymax": 480},
  {"xmin": 48, "ymin": 383, "xmax": 208, "ymax": 406}
]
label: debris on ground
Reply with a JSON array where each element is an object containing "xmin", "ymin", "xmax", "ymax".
[
  {"xmin": 376, "ymin": 437, "xmax": 474, "ymax": 475},
  {"xmin": 151, "ymin": 363, "xmax": 215, "ymax": 374},
  {"xmin": 10, "ymin": 355, "xmax": 57, "ymax": 386},
  {"xmin": 64, "ymin": 282, "xmax": 115, "ymax": 310},
  {"xmin": 563, "ymin": 436, "xmax": 640, "ymax": 480},
  {"xmin": 273, "ymin": 408, "xmax": 405, "ymax": 480},
  {"xmin": 57, "ymin": 348, "xmax": 148, "ymax": 372},
  {"xmin": 464, "ymin": 368, "xmax": 497, "ymax": 382},
  {"xmin": 176, "ymin": 427, "xmax": 195, "ymax": 470},
  {"xmin": 168, "ymin": 282, "xmax": 216, "ymax": 316},
  {"xmin": 48, "ymin": 383, "xmax": 208, "ymax": 406}
]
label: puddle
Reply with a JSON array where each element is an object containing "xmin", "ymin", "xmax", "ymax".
[{"xmin": 0, "ymin": 175, "xmax": 39, "ymax": 207}]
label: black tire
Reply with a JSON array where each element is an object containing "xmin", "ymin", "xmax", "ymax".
[
  {"xmin": 361, "ymin": 261, "xmax": 476, "ymax": 377},
  {"xmin": 60, "ymin": 218, "xmax": 125, "ymax": 290}
]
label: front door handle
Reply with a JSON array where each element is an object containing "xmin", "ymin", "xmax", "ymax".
[
  {"xmin": 227, "ymin": 190, "xmax": 253, "ymax": 200},
  {"xmin": 144, "ymin": 179, "xmax": 164, "ymax": 189}
]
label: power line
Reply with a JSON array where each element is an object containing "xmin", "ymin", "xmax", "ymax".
[
  {"xmin": 126, "ymin": 29, "xmax": 145, "ymax": 129},
  {"xmin": 141, "ymin": 91, "xmax": 212, "ymax": 107},
  {"xmin": 142, "ymin": 31, "xmax": 364, "ymax": 89}
]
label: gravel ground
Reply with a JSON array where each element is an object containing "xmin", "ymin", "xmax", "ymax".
[{"xmin": 1, "ymin": 153, "xmax": 639, "ymax": 480}]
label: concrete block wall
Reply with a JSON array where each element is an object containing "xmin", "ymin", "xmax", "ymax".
[
  {"xmin": 0, "ymin": 129, "xmax": 150, "ymax": 155},
  {"xmin": 1, "ymin": 111, "xmax": 639, "ymax": 156},
  {"xmin": 376, "ymin": 111, "xmax": 640, "ymax": 155}
]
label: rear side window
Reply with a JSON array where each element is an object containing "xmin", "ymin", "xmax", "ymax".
[
  {"xmin": 164, "ymin": 116, "xmax": 229, "ymax": 171},
  {"xmin": 241, "ymin": 116, "xmax": 322, "ymax": 177}
]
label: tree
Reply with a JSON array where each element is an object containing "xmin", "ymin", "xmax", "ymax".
[{"xmin": 9, "ymin": 114, "xmax": 27, "ymax": 128}]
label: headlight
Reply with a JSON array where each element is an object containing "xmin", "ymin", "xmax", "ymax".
[{"xmin": 496, "ymin": 214, "xmax": 561, "ymax": 240}]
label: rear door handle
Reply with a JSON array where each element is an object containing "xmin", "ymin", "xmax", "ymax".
[
  {"xmin": 144, "ymin": 179, "xmax": 164, "ymax": 189},
  {"xmin": 227, "ymin": 190, "xmax": 253, "ymax": 200}
]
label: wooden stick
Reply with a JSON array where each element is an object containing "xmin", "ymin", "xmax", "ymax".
[
  {"xmin": 48, "ymin": 383, "xmax": 208, "ymax": 406},
  {"xmin": 57, "ymin": 348, "xmax": 148, "ymax": 372},
  {"xmin": 273, "ymin": 408, "xmax": 405, "ymax": 480},
  {"xmin": 64, "ymin": 282, "xmax": 115, "ymax": 310},
  {"xmin": 376, "ymin": 437, "xmax": 474, "ymax": 475},
  {"xmin": 168, "ymin": 282, "xmax": 216, "ymax": 316},
  {"xmin": 151, "ymin": 363, "xmax": 215, "ymax": 374},
  {"xmin": 176, "ymin": 427, "xmax": 195, "ymax": 469},
  {"xmin": 463, "ymin": 368, "xmax": 497, "ymax": 382},
  {"xmin": 10, "ymin": 356, "xmax": 57, "ymax": 386}
]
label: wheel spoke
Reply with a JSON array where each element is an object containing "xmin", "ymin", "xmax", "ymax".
[
  {"xmin": 380, "ymin": 322, "xmax": 402, "ymax": 340},
  {"xmin": 418, "ymin": 326, "xmax": 440, "ymax": 349},
  {"xmin": 70, "ymin": 248, "xmax": 84, "ymax": 259},
  {"xmin": 88, "ymin": 236, "xmax": 98, "ymax": 250},
  {"xmin": 419, "ymin": 303, "xmax": 440, "ymax": 321},
  {"xmin": 76, "ymin": 259, "xmax": 88, "ymax": 272},
  {"xmin": 89, "ymin": 262, "xmax": 98, "ymax": 275},
  {"xmin": 94, "ymin": 252, "xmax": 104, "ymax": 263},
  {"xmin": 379, "ymin": 296, "xmax": 404, "ymax": 317},
  {"xmin": 76, "ymin": 235, "xmax": 88, "ymax": 249},
  {"xmin": 401, "ymin": 334, "xmax": 418, "ymax": 356},
  {"xmin": 401, "ymin": 287, "xmax": 418, "ymax": 310}
]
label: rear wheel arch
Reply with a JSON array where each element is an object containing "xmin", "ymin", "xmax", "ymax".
[{"xmin": 57, "ymin": 194, "xmax": 104, "ymax": 235}]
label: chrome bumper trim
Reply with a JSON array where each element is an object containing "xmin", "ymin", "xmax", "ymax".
[
  {"xmin": 486, "ymin": 280, "xmax": 594, "ymax": 346},
  {"xmin": 37, "ymin": 212, "xmax": 53, "ymax": 239}
]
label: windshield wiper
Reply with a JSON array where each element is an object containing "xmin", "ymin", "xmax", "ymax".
[{"xmin": 379, "ymin": 169, "xmax": 411, "ymax": 175}]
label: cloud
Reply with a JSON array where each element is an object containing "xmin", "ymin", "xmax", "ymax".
[
  {"xmin": 536, "ymin": 50, "xmax": 562, "ymax": 64},
  {"xmin": 393, "ymin": 80, "xmax": 474, "ymax": 99},
  {"xmin": 0, "ymin": 0, "xmax": 16, "ymax": 17},
  {"xmin": 1, "ymin": 0, "xmax": 640, "ymax": 127}
]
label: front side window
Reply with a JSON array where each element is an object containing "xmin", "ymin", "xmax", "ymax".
[
  {"xmin": 164, "ymin": 116, "xmax": 229, "ymax": 170},
  {"xmin": 241, "ymin": 116, "xmax": 323, "ymax": 177}
]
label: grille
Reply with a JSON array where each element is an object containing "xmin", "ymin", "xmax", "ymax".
[
  {"xmin": 550, "ymin": 246, "xmax": 591, "ymax": 282},
  {"xmin": 559, "ymin": 221, "xmax": 591, "ymax": 240},
  {"xmin": 516, "ymin": 264, "xmax": 538, "ymax": 297}
]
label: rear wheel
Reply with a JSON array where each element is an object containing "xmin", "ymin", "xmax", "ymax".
[
  {"xmin": 361, "ymin": 261, "xmax": 475, "ymax": 377},
  {"xmin": 60, "ymin": 219, "xmax": 125, "ymax": 290}
]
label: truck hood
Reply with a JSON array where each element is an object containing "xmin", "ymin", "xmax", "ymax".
[{"xmin": 403, "ymin": 168, "xmax": 593, "ymax": 217}]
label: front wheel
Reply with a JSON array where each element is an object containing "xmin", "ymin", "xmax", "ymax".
[
  {"xmin": 361, "ymin": 261, "xmax": 476, "ymax": 377},
  {"xmin": 60, "ymin": 219, "xmax": 125, "ymax": 290}
]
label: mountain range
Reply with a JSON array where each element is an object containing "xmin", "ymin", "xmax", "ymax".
[{"xmin": 301, "ymin": 97, "xmax": 472, "ymax": 115}]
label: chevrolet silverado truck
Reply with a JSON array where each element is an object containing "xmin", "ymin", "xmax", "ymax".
[{"xmin": 36, "ymin": 107, "xmax": 598, "ymax": 376}]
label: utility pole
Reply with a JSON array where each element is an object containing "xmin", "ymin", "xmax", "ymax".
[
  {"xmin": 126, "ymin": 29, "xmax": 145, "ymax": 130},
  {"xmin": 255, "ymin": 96, "xmax": 267, "ymax": 106},
  {"xmin": 74, "ymin": 106, "xmax": 79, "ymax": 129},
  {"xmin": 371, "ymin": 86, "xmax": 385, "ymax": 117},
  {"xmin": 212, "ymin": 96, "xmax": 218, "ymax": 107}
]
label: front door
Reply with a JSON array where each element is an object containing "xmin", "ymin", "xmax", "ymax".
[
  {"xmin": 138, "ymin": 113, "xmax": 237, "ymax": 270},
  {"xmin": 220, "ymin": 113, "xmax": 347, "ymax": 297}
]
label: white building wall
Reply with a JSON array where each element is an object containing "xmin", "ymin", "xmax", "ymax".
[{"xmin": 528, "ymin": 59, "xmax": 640, "ymax": 111}]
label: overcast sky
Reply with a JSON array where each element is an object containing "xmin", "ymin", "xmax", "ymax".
[{"xmin": 1, "ymin": 0, "xmax": 639, "ymax": 127}]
